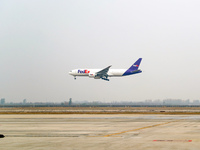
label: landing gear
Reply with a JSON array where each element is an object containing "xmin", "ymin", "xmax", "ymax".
[{"xmin": 74, "ymin": 76, "xmax": 76, "ymax": 80}]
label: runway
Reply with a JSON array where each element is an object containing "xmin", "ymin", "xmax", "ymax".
[{"xmin": 1, "ymin": 114, "xmax": 200, "ymax": 150}]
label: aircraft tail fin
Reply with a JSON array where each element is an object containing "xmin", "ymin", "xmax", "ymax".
[
  {"xmin": 129, "ymin": 58, "xmax": 142, "ymax": 71},
  {"xmin": 123, "ymin": 58, "xmax": 142, "ymax": 76}
]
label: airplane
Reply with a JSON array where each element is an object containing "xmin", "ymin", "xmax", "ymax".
[{"xmin": 69, "ymin": 58, "xmax": 142, "ymax": 81}]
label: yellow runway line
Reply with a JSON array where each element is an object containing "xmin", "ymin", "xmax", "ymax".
[{"xmin": 104, "ymin": 121, "xmax": 175, "ymax": 137}]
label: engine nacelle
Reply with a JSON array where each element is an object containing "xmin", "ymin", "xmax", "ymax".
[
  {"xmin": 89, "ymin": 73, "xmax": 100, "ymax": 79},
  {"xmin": 89, "ymin": 73, "xmax": 95, "ymax": 78}
]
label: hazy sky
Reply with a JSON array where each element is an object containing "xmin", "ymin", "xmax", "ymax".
[{"xmin": 1, "ymin": 0, "xmax": 200, "ymax": 102}]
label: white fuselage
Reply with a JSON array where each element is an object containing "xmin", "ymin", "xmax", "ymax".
[{"xmin": 69, "ymin": 69, "xmax": 126, "ymax": 77}]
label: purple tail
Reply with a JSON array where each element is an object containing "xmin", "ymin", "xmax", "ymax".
[{"xmin": 123, "ymin": 58, "xmax": 142, "ymax": 76}]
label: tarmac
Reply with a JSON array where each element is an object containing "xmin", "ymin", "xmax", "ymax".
[{"xmin": 0, "ymin": 114, "xmax": 200, "ymax": 150}]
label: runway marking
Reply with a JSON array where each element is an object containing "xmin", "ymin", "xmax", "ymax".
[
  {"xmin": 103, "ymin": 121, "xmax": 177, "ymax": 137},
  {"xmin": 153, "ymin": 140, "xmax": 192, "ymax": 142}
]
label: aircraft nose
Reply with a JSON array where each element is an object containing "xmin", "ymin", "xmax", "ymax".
[{"xmin": 69, "ymin": 71, "xmax": 72, "ymax": 75}]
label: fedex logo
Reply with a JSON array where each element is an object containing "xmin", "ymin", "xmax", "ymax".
[{"xmin": 78, "ymin": 69, "xmax": 90, "ymax": 74}]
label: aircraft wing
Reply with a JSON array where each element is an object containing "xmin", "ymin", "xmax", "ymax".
[{"xmin": 96, "ymin": 65, "xmax": 112, "ymax": 77}]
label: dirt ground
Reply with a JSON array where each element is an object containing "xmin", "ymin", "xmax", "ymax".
[{"xmin": 0, "ymin": 107, "xmax": 200, "ymax": 114}]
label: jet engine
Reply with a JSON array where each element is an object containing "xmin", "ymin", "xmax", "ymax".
[
  {"xmin": 89, "ymin": 73, "xmax": 95, "ymax": 78},
  {"xmin": 89, "ymin": 73, "xmax": 100, "ymax": 79}
]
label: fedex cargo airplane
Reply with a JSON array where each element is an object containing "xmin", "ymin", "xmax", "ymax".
[{"xmin": 69, "ymin": 58, "xmax": 142, "ymax": 81}]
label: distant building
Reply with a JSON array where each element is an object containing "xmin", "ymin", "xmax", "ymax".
[
  {"xmin": 193, "ymin": 100, "xmax": 200, "ymax": 105},
  {"xmin": 163, "ymin": 99, "xmax": 183, "ymax": 105},
  {"xmin": 61, "ymin": 101, "xmax": 68, "ymax": 106},
  {"xmin": 69, "ymin": 98, "xmax": 72, "ymax": 106},
  {"xmin": 183, "ymin": 99, "xmax": 190, "ymax": 105},
  {"xmin": 23, "ymin": 99, "xmax": 27, "ymax": 104},
  {"xmin": 0, "ymin": 98, "xmax": 5, "ymax": 105},
  {"xmin": 153, "ymin": 99, "xmax": 162, "ymax": 105},
  {"xmin": 145, "ymin": 100, "xmax": 152, "ymax": 104}
]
